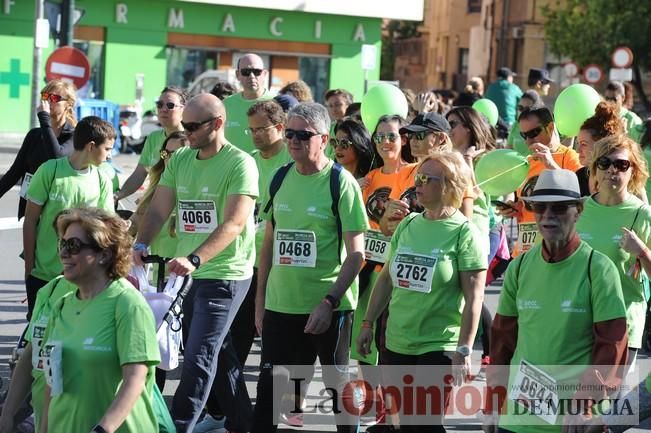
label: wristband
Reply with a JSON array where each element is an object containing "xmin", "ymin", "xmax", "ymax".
[
  {"xmin": 638, "ymin": 248, "xmax": 650, "ymax": 260},
  {"xmin": 361, "ymin": 319, "xmax": 374, "ymax": 330},
  {"xmin": 133, "ymin": 242, "xmax": 149, "ymax": 252}
]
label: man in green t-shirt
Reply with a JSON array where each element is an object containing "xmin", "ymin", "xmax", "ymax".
[
  {"xmin": 23, "ymin": 116, "xmax": 114, "ymax": 318},
  {"xmin": 133, "ymin": 93, "xmax": 258, "ymax": 433},
  {"xmin": 223, "ymin": 53, "xmax": 273, "ymax": 154},
  {"xmin": 484, "ymin": 169, "xmax": 628, "ymax": 433},
  {"xmin": 252, "ymin": 102, "xmax": 368, "ymax": 433}
]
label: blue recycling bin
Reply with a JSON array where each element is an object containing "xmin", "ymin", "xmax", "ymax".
[{"xmin": 75, "ymin": 98, "xmax": 122, "ymax": 152}]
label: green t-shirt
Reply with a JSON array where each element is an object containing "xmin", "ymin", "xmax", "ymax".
[
  {"xmin": 629, "ymin": 122, "xmax": 645, "ymax": 144},
  {"xmin": 223, "ymin": 91, "xmax": 273, "ymax": 154},
  {"xmin": 26, "ymin": 157, "xmax": 113, "ymax": 281},
  {"xmin": 621, "ymin": 108, "xmax": 642, "ymax": 134},
  {"xmin": 325, "ymin": 121, "xmax": 337, "ymax": 160},
  {"xmin": 576, "ymin": 194, "xmax": 651, "ymax": 348},
  {"xmin": 497, "ymin": 242, "xmax": 626, "ymax": 433},
  {"xmin": 98, "ymin": 162, "xmax": 120, "ymax": 192},
  {"xmin": 261, "ymin": 160, "xmax": 369, "ymax": 314},
  {"xmin": 385, "ymin": 211, "xmax": 486, "ymax": 355},
  {"xmin": 43, "ymin": 279, "xmax": 160, "ymax": 433},
  {"xmin": 159, "ymin": 143, "xmax": 259, "ymax": 280},
  {"xmin": 138, "ymin": 129, "xmax": 167, "ymax": 169},
  {"xmin": 24, "ymin": 276, "xmax": 76, "ymax": 427},
  {"xmin": 472, "ymin": 191, "xmax": 490, "ymax": 257},
  {"xmin": 252, "ymin": 146, "xmax": 292, "ymax": 268}
]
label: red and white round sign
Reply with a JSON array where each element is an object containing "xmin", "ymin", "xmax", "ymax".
[
  {"xmin": 45, "ymin": 47, "xmax": 91, "ymax": 90},
  {"xmin": 563, "ymin": 62, "xmax": 579, "ymax": 78},
  {"xmin": 583, "ymin": 64, "xmax": 603, "ymax": 84},
  {"xmin": 612, "ymin": 46, "xmax": 634, "ymax": 68}
]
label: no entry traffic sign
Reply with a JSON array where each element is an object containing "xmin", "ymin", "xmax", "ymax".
[
  {"xmin": 45, "ymin": 47, "xmax": 90, "ymax": 90},
  {"xmin": 583, "ymin": 64, "xmax": 603, "ymax": 84}
]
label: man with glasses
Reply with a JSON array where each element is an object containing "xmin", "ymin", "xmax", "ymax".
[
  {"xmin": 497, "ymin": 105, "xmax": 581, "ymax": 257},
  {"xmin": 252, "ymin": 102, "xmax": 368, "ymax": 433},
  {"xmin": 223, "ymin": 53, "xmax": 273, "ymax": 154},
  {"xmin": 604, "ymin": 81, "xmax": 642, "ymax": 133},
  {"xmin": 484, "ymin": 169, "xmax": 628, "ymax": 433},
  {"xmin": 133, "ymin": 93, "xmax": 258, "ymax": 433}
]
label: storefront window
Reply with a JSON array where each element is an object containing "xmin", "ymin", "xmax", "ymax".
[
  {"xmin": 167, "ymin": 47, "xmax": 220, "ymax": 88},
  {"xmin": 299, "ymin": 57, "xmax": 330, "ymax": 103},
  {"xmin": 73, "ymin": 40, "xmax": 104, "ymax": 99}
]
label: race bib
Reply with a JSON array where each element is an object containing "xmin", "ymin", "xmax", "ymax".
[
  {"xmin": 517, "ymin": 223, "xmax": 539, "ymax": 253},
  {"xmin": 509, "ymin": 360, "xmax": 560, "ymax": 425},
  {"xmin": 19, "ymin": 173, "xmax": 33, "ymax": 199},
  {"xmin": 31, "ymin": 315, "xmax": 49, "ymax": 371},
  {"xmin": 365, "ymin": 230, "xmax": 391, "ymax": 263},
  {"xmin": 178, "ymin": 200, "xmax": 218, "ymax": 234},
  {"xmin": 43, "ymin": 340, "xmax": 64, "ymax": 396},
  {"xmin": 390, "ymin": 252, "xmax": 436, "ymax": 293},
  {"xmin": 274, "ymin": 230, "xmax": 317, "ymax": 267}
]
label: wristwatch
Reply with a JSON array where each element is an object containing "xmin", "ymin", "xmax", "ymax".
[
  {"xmin": 187, "ymin": 253, "xmax": 201, "ymax": 269},
  {"xmin": 323, "ymin": 294, "xmax": 340, "ymax": 309},
  {"xmin": 92, "ymin": 425, "xmax": 109, "ymax": 433},
  {"xmin": 456, "ymin": 345, "xmax": 472, "ymax": 357}
]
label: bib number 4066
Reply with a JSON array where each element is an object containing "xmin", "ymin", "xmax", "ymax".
[{"xmin": 181, "ymin": 210, "xmax": 212, "ymax": 225}]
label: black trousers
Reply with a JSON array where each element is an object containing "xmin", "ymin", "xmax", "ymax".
[{"xmin": 25, "ymin": 274, "xmax": 49, "ymax": 320}]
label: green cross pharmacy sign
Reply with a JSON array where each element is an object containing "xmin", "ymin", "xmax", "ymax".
[{"xmin": 0, "ymin": 59, "xmax": 30, "ymax": 98}]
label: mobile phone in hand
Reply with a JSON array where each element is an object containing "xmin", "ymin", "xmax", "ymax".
[{"xmin": 491, "ymin": 200, "xmax": 517, "ymax": 211}]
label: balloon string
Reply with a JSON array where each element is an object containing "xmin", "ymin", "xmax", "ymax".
[{"xmin": 476, "ymin": 161, "xmax": 528, "ymax": 188}]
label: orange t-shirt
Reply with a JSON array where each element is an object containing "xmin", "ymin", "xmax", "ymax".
[{"xmin": 365, "ymin": 163, "xmax": 419, "ymax": 230}]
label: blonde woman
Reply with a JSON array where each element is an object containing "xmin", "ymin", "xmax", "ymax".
[{"xmin": 0, "ymin": 79, "xmax": 77, "ymax": 220}]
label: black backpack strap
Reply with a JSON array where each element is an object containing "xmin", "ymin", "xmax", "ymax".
[
  {"xmin": 263, "ymin": 162, "xmax": 295, "ymax": 229},
  {"xmin": 587, "ymin": 249, "xmax": 594, "ymax": 287},
  {"xmin": 330, "ymin": 162, "xmax": 343, "ymax": 264},
  {"xmin": 631, "ymin": 205, "xmax": 644, "ymax": 230}
]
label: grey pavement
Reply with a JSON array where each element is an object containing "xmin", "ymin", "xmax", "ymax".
[{"xmin": 0, "ymin": 138, "xmax": 649, "ymax": 431}]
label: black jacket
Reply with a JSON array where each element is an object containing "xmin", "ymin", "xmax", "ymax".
[{"xmin": 0, "ymin": 111, "xmax": 75, "ymax": 219}]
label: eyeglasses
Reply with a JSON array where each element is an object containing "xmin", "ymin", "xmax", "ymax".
[
  {"xmin": 160, "ymin": 148, "xmax": 175, "ymax": 160},
  {"xmin": 596, "ymin": 156, "xmax": 631, "ymax": 172},
  {"xmin": 519, "ymin": 125, "xmax": 546, "ymax": 140},
  {"xmin": 58, "ymin": 237, "xmax": 98, "ymax": 255},
  {"xmin": 329, "ymin": 138, "xmax": 353, "ymax": 149},
  {"xmin": 448, "ymin": 120, "xmax": 462, "ymax": 129},
  {"xmin": 285, "ymin": 129, "xmax": 320, "ymax": 141},
  {"xmin": 372, "ymin": 132, "xmax": 400, "ymax": 144},
  {"xmin": 181, "ymin": 117, "xmax": 217, "ymax": 133},
  {"xmin": 40, "ymin": 92, "xmax": 66, "ymax": 104},
  {"xmin": 414, "ymin": 173, "xmax": 442, "ymax": 187},
  {"xmin": 409, "ymin": 131, "xmax": 434, "ymax": 141},
  {"xmin": 526, "ymin": 201, "xmax": 579, "ymax": 215},
  {"xmin": 240, "ymin": 68, "xmax": 263, "ymax": 77},
  {"xmin": 156, "ymin": 101, "xmax": 183, "ymax": 110},
  {"xmin": 246, "ymin": 124, "xmax": 277, "ymax": 135}
]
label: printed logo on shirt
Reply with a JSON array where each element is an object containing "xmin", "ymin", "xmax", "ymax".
[
  {"xmin": 611, "ymin": 234, "xmax": 622, "ymax": 243},
  {"xmin": 178, "ymin": 185, "xmax": 189, "ymax": 194},
  {"xmin": 307, "ymin": 206, "xmax": 329, "ymax": 220},
  {"xmin": 366, "ymin": 187, "xmax": 391, "ymax": 223},
  {"xmin": 48, "ymin": 192, "xmax": 66, "ymax": 202},
  {"xmin": 578, "ymin": 232, "xmax": 593, "ymax": 241},
  {"xmin": 83, "ymin": 337, "xmax": 94, "ymax": 345},
  {"xmin": 83, "ymin": 337, "xmax": 112, "ymax": 352},
  {"xmin": 226, "ymin": 120, "xmax": 240, "ymax": 128},
  {"xmin": 560, "ymin": 299, "xmax": 586, "ymax": 313},
  {"xmin": 517, "ymin": 299, "xmax": 541, "ymax": 310},
  {"xmin": 202, "ymin": 187, "xmax": 209, "ymax": 193},
  {"xmin": 275, "ymin": 203, "xmax": 291, "ymax": 212}
]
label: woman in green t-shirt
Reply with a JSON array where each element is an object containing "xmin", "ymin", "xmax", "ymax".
[
  {"xmin": 577, "ymin": 134, "xmax": 650, "ymax": 376},
  {"xmin": 39, "ymin": 208, "xmax": 160, "ymax": 433},
  {"xmin": 357, "ymin": 152, "xmax": 487, "ymax": 432}
]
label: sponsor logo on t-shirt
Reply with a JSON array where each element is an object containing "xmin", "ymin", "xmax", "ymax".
[
  {"xmin": 83, "ymin": 336, "xmax": 112, "ymax": 352},
  {"xmin": 611, "ymin": 234, "xmax": 622, "ymax": 243},
  {"xmin": 517, "ymin": 299, "xmax": 541, "ymax": 310},
  {"xmin": 560, "ymin": 299, "xmax": 586, "ymax": 313},
  {"xmin": 276, "ymin": 203, "xmax": 291, "ymax": 212},
  {"xmin": 178, "ymin": 185, "xmax": 189, "ymax": 194},
  {"xmin": 578, "ymin": 232, "xmax": 593, "ymax": 240},
  {"xmin": 307, "ymin": 206, "xmax": 329, "ymax": 220},
  {"xmin": 366, "ymin": 187, "xmax": 391, "ymax": 223}
]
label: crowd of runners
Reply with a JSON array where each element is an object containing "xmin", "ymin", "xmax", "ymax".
[{"xmin": 0, "ymin": 52, "xmax": 650, "ymax": 433}]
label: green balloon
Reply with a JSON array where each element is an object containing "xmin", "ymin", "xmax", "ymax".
[
  {"xmin": 475, "ymin": 149, "xmax": 530, "ymax": 196},
  {"xmin": 554, "ymin": 83, "xmax": 601, "ymax": 137},
  {"xmin": 361, "ymin": 83, "xmax": 409, "ymax": 131},
  {"xmin": 472, "ymin": 99, "xmax": 499, "ymax": 126}
]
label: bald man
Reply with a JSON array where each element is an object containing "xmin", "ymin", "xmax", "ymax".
[
  {"xmin": 223, "ymin": 53, "xmax": 274, "ymax": 154},
  {"xmin": 134, "ymin": 93, "xmax": 259, "ymax": 432}
]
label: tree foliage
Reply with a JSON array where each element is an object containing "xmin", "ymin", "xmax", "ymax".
[
  {"xmin": 542, "ymin": 0, "xmax": 651, "ymax": 70},
  {"xmin": 380, "ymin": 20, "xmax": 421, "ymax": 81}
]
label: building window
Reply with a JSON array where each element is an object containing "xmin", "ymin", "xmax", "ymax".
[
  {"xmin": 166, "ymin": 47, "xmax": 220, "ymax": 89},
  {"xmin": 299, "ymin": 57, "xmax": 330, "ymax": 103},
  {"xmin": 468, "ymin": 0, "xmax": 481, "ymax": 13},
  {"xmin": 73, "ymin": 40, "xmax": 104, "ymax": 99}
]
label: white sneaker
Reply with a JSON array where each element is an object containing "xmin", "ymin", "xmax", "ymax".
[{"xmin": 192, "ymin": 414, "xmax": 226, "ymax": 433}]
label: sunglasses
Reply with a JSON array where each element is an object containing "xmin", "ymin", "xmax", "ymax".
[
  {"xmin": 372, "ymin": 132, "xmax": 400, "ymax": 144},
  {"xmin": 156, "ymin": 101, "xmax": 182, "ymax": 110},
  {"xmin": 526, "ymin": 201, "xmax": 579, "ymax": 215},
  {"xmin": 246, "ymin": 124, "xmax": 277, "ymax": 135},
  {"xmin": 181, "ymin": 117, "xmax": 216, "ymax": 132},
  {"xmin": 41, "ymin": 92, "xmax": 66, "ymax": 103},
  {"xmin": 285, "ymin": 129, "xmax": 320, "ymax": 141},
  {"xmin": 58, "ymin": 237, "xmax": 98, "ymax": 255},
  {"xmin": 330, "ymin": 138, "xmax": 353, "ymax": 149},
  {"xmin": 160, "ymin": 148, "xmax": 175, "ymax": 160},
  {"xmin": 596, "ymin": 156, "xmax": 631, "ymax": 172},
  {"xmin": 409, "ymin": 131, "xmax": 434, "ymax": 141},
  {"xmin": 240, "ymin": 68, "xmax": 263, "ymax": 77},
  {"xmin": 519, "ymin": 125, "xmax": 546, "ymax": 140},
  {"xmin": 414, "ymin": 173, "xmax": 442, "ymax": 187}
]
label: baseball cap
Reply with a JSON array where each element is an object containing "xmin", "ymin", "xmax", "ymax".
[
  {"xmin": 528, "ymin": 68, "xmax": 554, "ymax": 84},
  {"xmin": 399, "ymin": 112, "xmax": 450, "ymax": 134},
  {"xmin": 497, "ymin": 67, "xmax": 515, "ymax": 79}
]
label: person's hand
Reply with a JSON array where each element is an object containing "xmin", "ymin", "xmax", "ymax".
[
  {"xmin": 463, "ymin": 145, "xmax": 485, "ymax": 165},
  {"xmin": 450, "ymin": 352, "xmax": 471, "ymax": 386},
  {"xmin": 255, "ymin": 304, "xmax": 265, "ymax": 336},
  {"xmin": 529, "ymin": 143, "xmax": 560, "ymax": 169},
  {"xmin": 413, "ymin": 92, "xmax": 438, "ymax": 113},
  {"xmin": 38, "ymin": 99, "xmax": 50, "ymax": 114},
  {"xmin": 620, "ymin": 227, "xmax": 648, "ymax": 257},
  {"xmin": 304, "ymin": 301, "xmax": 333, "ymax": 334},
  {"xmin": 356, "ymin": 327, "xmax": 374, "ymax": 356},
  {"xmin": 481, "ymin": 411, "xmax": 499, "ymax": 433},
  {"xmin": 495, "ymin": 200, "xmax": 522, "ymax": 219},
  {"xmin": 167, "ymin": 256, "xmax": 196, "ymax": 277},
  {"xmin": 384, "ymin": 199, "xmax": 410, "ymax": 220},
  {"xmin": 357, "ymin": 177, "xmax": 370, "ymax": 190}
]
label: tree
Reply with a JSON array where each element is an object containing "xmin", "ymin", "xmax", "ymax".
[
  {"xmin": 542, "ymin": 0, "xmax": 651, "ymax": 110},
  {"xmin": 380, "ymin": 20, "xmax": 421, "ymax": 81}
]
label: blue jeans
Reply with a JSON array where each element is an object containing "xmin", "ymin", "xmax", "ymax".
[{"xmin": 171, "ymin": 277, "xmax": 252, "ymax": 433}]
